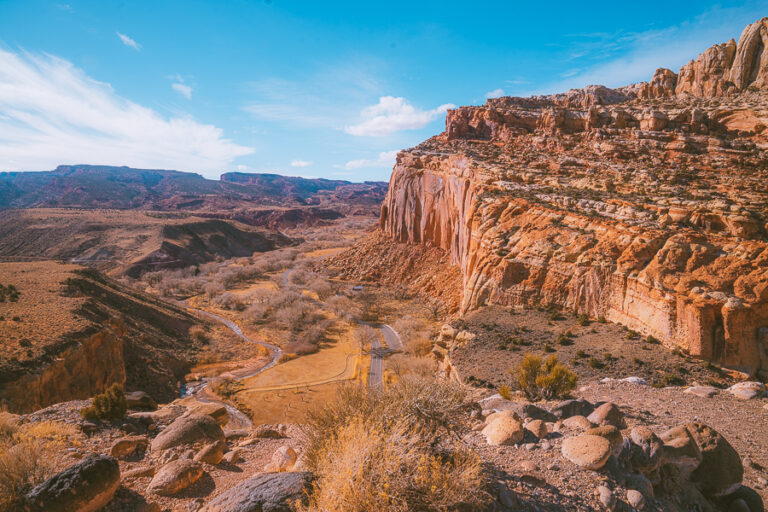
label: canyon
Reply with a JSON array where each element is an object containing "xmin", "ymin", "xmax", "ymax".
[{"xmin": 375, "ymin": 18, "xmax": 768, "ymax": 377}]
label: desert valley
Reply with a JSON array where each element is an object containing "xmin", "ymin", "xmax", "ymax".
[{"xmin": 2, "ymin": 9, "xmax": 768, "ymax": 512}]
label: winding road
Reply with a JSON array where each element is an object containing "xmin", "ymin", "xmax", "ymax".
[{"xmin": 368, "ymin": 323, "xmax": 403, "ymax": 388}]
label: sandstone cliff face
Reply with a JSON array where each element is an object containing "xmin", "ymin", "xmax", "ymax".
[{"xmin": 378, "ymin": 19, "xmax": 768, "ymax": 376}]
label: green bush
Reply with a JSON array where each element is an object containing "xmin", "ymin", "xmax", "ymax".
[
  {"xmin": 80, "ymin": 383, "xmax": 126, "ymax": 420},
  {"xmin": 498, "ymin": 384, "xmax": 512, "ymax": 400},
  {"xmin": 512, "ymin": 354, "xmax": 578, "ymax": 401},
  {"xmin": 577, "ymin": 314, "xmax": 590, "ymax": 326}
]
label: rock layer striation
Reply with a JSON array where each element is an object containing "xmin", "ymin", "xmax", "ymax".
[{"xmin": 379, "ymin": 18, "xmax": 768, "ymax": 376}]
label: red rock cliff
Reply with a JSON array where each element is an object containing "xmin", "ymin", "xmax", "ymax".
[{"xmin": 379, "ymin": 19, "xmax": 768, "ymax": 376}]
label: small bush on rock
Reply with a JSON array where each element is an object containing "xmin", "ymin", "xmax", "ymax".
[
  {"xmin": 513, "ymin": 354, "xmax": 578, "ymax": 401},
  {"xmin": 80, "ymin": 383, "xmax": 127, "ymax": 420}
]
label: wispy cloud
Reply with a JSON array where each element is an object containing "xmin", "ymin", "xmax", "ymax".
[
  {"xmin": 528, "ymin": 4, "xmax": 767, "ymax": 95},
  {"xmin": 344, "ymin": 150, "xmax": 398, "ymax": 170},
  {"xmin": 485, "ymin": 88, "xmax": 505, "ymax": 99},
  {"xmin": 116, "ymin": 32, "xmax": 141, "ymax": 51},
  {"xmin": 0, "ymin": 49, "xmax": 252, "ymax": 174},
  {"xmin": 290, "ymin": 160, "xmax": 312, "ymax": 167},
  {"xmin": 345, "ymin": 97, "xmax": 454, "ymax": 137},
  {"xmin": 172, "ymin": 82, "xmax": 192, "ymax": 99}
]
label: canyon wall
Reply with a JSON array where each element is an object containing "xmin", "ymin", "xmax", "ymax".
[{"xmin": 378, "ymin": 18, "xmax": 768, "ymax": 376}]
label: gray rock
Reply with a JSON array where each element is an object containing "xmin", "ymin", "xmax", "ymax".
[
  {"xmin": 587, "ymin": 403, "xmax": 625, "ymax": 428},
  {"xmin": 25, "ymin": 454, "xmax": 120, "ymax": 512},
  {"xmin": 200, "ymin": 472, "xmax": 312, "ymax": 512},
  {"xmin": 598, "ymin": 485, "xmax": 616, "ymax": 511},
  {"xmin": 552, "ymin": 398, "xmax": 594, "ymax": 419},
  {"xmin": 627, "ymin": 489, "xmax": 646, "ymax": 510},
  {"xmin": 629, "ymin": 427, "xmax": 663, "ymax": 473},
  {"xmin": 125, "ymin": 390, "xmax": 157, "ymax": 410}
]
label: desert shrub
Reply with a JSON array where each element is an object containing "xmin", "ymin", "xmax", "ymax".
[
  {"xmin": 498, "ymin": 384, "xmax": 512, "ymax": 400},
  {"xmin": 513, "ymin": 354, "xmax": 578, "ymax": 401},
  {"xmin": 211, "ymin": 377, "xmax": 243, "ymax": 398},
  {"xmin": 544, "ymin": 343, "xmax": 556, "ymax": 353},
  {"xmin": 0, "ymin": 418, "xmax": 81, "ymax": 509},
  {"xmin": 244, "ymin": 303, "xmax": 268, "ymax": 324},
  {"xmin": 588, "ymin": 357, "xmax": 605, "ymax": 369},
  {"xmin": 354, "ymin": 325, "xmax": 379, "ymax": 350},
  {"xmin": 307, "ymin": 278, "xmax": 335, "ymax": 299},
  {"xmin": 300, "ymin": 377, "xmax": 489, "ymax": 511},
  {"xmin": 387, "ymin": 355, "xmax": 435, "ymax": 379},
  {"xmin": 212, "ymin": 292, "xmax": 248, "ymax": 311},
  {"xmin": 203, "ymin": 281, "xmax": 224, "ymax": 299},
  {"xmin": 393, "ymin": 316, "xmax": 432, "ymax": 356},
  {"xmin": 575, "ymin": 349, "xmax": 588, "ymax": 358},
  {"xmin": 80, "ymin": 383, "xmax": 126, "ymax": 420},
  {"xmin": 326, "ymin": 295, "xmax": 361, "ymax": 322},
  {"xmin": 0, "ymin": 284, "xmax": 19, "ymax": 303},
  {"xmin": 556, "ymin": 332, "xmax": 573, "ymax": 346},
  {"xmin": 577, "ymin": 314, "xmax": 590, "ymax": 326},
  {"xmin": 188, "ymin": 325, "xmax": 209, "ymax": 344},
  {"xmin": 598, "ymin": 315, "xmax": 607, "ymax": 323}
]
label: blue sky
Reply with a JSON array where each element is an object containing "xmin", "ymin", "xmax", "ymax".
[{"xmin": 0, "ymin": 1, "xmax": 766, "ymax": 181}]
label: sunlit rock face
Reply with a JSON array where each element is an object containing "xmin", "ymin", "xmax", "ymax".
[{"xmin": 380, "ymin": 18, "xmax": 768, "ymax": 376}]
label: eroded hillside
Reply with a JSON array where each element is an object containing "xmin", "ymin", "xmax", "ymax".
[
  {"xmin": 0, "ymin": 262, "xmax": 218, "ymax": 411},
  {"xmin": 356, "ymin": 18, "xmax": 768, "ymax": 376}
]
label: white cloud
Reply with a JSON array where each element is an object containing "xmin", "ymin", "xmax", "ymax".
[
  {"xmin": 117, "ymin": 32, "xmax": 141, "ymax": 51},
  {"xmin": 0, "ymin": 49, "xmax": 253, "ymax": 175},
  {"xmin": 237, "ymin": 164, "xmax": 248, "ymax": 171},
  {"xmin": 485, "ymin": 88, "xmax": 505, "ymax": 99},
  {"xmin": 290, "ymin": 160, "xmax": 312, "ymax": 167},
  {"xmin": 344, "ymin": 96, "xmax": 455, "ymax": 136},
  {"xmin": 172, "ymin": 82, "xmax": 192, "ymax": 99},
  {"xmin": 344, "ymin": 150, "xmax": 398, "ymax": 170},
  {"xmin": 529, "ymin": 4, "xmax": 768, "ymax": 95}
]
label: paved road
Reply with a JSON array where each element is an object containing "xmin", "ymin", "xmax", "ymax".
[{"xmin": 368, "ymin": 323, "xmax": 402, "ymax": 389}]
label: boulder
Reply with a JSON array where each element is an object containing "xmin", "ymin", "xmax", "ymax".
[
  {"xmin": 109, "ymin": 435, "xmax": 149, "ymax": 459},
  {"xmin": 264, "ymin": 446, "xmax": 297, "ymax": 472},
  {"xmin": 552, "ymin": 398, "xmax": 594, "ymax": 419},
  {"xmin": 629, "ymin": 427, "xmax": 663, "ymax": 473},
  {"xmin": 587, "ymin": 403, "xmax": 625, "ymax": 428},
  {"xmin": 481, "ymin": 412, "xmax": 524, "ymax": 446},
  {"xmin": 525, "ymin": 419, "xmax": 549, "ymax": 439},
  {"xmin": 685, "ymin": 386, "xmax": 720, "ymax": 398},
  {"xmin": 223, "ymin": 448, "xmax": 243, "ymax": 464},
  {"xmin": 189, "ymin": 402, "xmax": 230, "ymax": 426},
  {"xmin": 587, "ymin": 425, "xmax": 624, "ymax": 456},
  {"xmin": 440, "ymin": 324, "xmax": 456, "ymax": 340},
  {"xmin": 659, "ymin": 424, "xmax": 704, "ymax": 476},
  {"xmin": 147, "ymin": 459, "xmax": 204, "ymax": 496},
  {"xmin": 627, "ymin": 489, "xmax": 646, "ymax": 510},
  {"xmin": 151, "ymin": 413, "xmax": 225, "ymax": 451},
  {"xmin": 687, "ymin": 423, "xmax": 743, "ymax": 497},
  {"xmin": 561, "ymin": 434, "xmax": 612, "ymax": 470},
  {"xmin": 195, "ymin": 440, "xmax": 227, "ymax": 465},
  {"xmin": 125, "ymin": 391, "xmax": 157, "ymax": 410},
  {"xmin": 25, "ymin": 454, "xmax": 120, "ymax": 512},
  {"xmin": 560, "ymin": 415, "xmax": 593, "ymax": 431},
  {"xmin": 728, "ymin": 382, "xmax": 765, "ymax": 400},
  {"xmin": 597, "ymin": 485, "xmax": 616, "ymax": 511},
  {"xmin": 252, "ymin": 425, "xmax": 285, "ymax": 439},
  {"xmin": 199, "ymin": 472, "xmax": 312, "ymax": 512}
]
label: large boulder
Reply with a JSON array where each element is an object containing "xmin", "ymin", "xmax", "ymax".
[
  {"xmin": 151, "ymin": 413, "xmax": 225, "ymax": 451},
  {"xmin": 147, "ymin": 459, "xmax": 204, "ymax": 496},
  {"xmin": 200, "ymin": 472, "xmax": 312, "ymax": 512},
  {"xmin": 264, "ymin": 446, "xmax": 297, "ymax": 473},
  {"xmin": 661, "ymin": 423, "xmax": 743, "ymax": 497},
  {"xmin": 561, "ymin": 434, "xmax": 612, "ymax": 470},
  {"xmin": 25, "ymin": 454, "xmax": 120, "ymax": 512},
  {"xmin": 687, "ymin": 423, "xmax": 743, "ymax": 497},
  {"xmin": 629, "ymin": 427, "xmax": 663, "ymax": 473},
  {"xmin": 481, "ymin": 411, "xmax": 524, "ymax": 446},
  {"xmin": 587, "ymin": 425, "xmax": 624, "ymax": 456}
]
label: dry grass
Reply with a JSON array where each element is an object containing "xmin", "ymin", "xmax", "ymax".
[
  {"xmin": 0, "ymin": 417, "xmax": 82, "ymax": 510},
  {"xmin": 299, "ymin": 377, "xmax": 490, "ymax": 512}
]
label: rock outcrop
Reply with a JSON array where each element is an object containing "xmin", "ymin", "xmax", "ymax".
[{"xmin": 375, "ymin": 18, "xmax": 768, "ymax": 376}]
